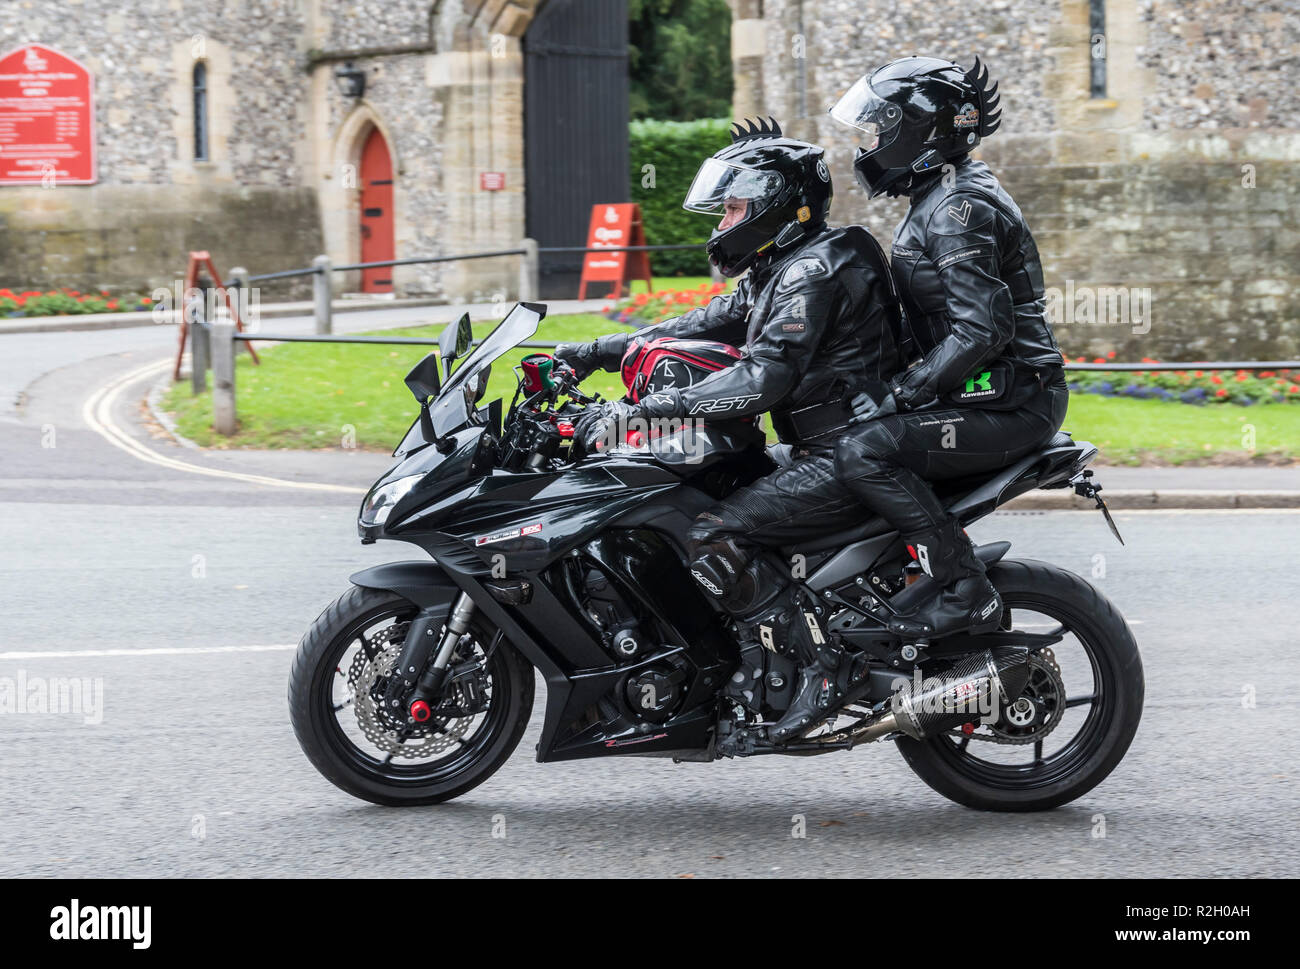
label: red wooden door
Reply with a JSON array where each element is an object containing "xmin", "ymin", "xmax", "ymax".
[{"xmin": 358, "ymin": 128, "xmax": 394, "ymax": 293}]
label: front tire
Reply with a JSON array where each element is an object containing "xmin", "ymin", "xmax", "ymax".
[
  {"xmin": 896, "ymin": 558, "xmax": 1144, "ymax": 812},
  {"xmin": 289, "ymin": 585, "xmax": 534, "ymax": 806}
]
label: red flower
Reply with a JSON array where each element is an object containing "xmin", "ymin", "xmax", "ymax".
[
  {"xmin": 1235, "ymin": 373, "xmax": 1248, "ymax": 382},
  {"xmin": 1290, "ymin": 385, "xmax": 1300, "ymax": 394},
  {"xmin": 1210, "ymin": 375, "xmax": 1223, "ymax": 385},
  {"xmin": 1106, "ymin": 350, "xmax": 1116, "ymax": 359},
  {"xmin": 1093, "ymin": 357, "xmax": 1105, "ymax": 364},
  {"xmin": 1194, "ymin": 370, "xmax": 1204, "ymax": 378},
  {"xmin": 1215, "ymin": 389, "xmax": 1228, "ymax": 397}
]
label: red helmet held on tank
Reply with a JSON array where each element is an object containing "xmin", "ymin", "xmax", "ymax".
[{"xmin": 620, "ymin": 336, "xmax": 742, "ymax": 403}]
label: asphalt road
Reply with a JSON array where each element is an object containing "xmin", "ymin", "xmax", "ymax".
[{"xmin": 0, "ymin": 324, "xmax": 1296, "ymax": 878}]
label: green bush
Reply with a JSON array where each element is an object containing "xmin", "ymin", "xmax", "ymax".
[{"xmin": 629, "ymin": 117, "xmax": 732, "ymax": 277}]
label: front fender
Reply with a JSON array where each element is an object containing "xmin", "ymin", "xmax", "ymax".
[{"xmin": 349, "ymin": 561, "xmax": 461, "ymax": 611}]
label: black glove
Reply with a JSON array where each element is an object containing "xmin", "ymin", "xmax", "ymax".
[
  {"xmin": 574, "ymin": 400, "xmax": 644, "ymax": 451},
  {"xmin": 848, "ymin": 391, "xmax": 899, "ymax": 424},
  {"xmin": 554, "ymin": 341, "xmax": 600, "ymax": 381},
  {"xmin": 890, "ymin": 369, "xmax": 937, "ymax": 411}
]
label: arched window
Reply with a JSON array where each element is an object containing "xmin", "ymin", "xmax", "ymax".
[
  {"xmin": 1089, "ymin": 0, "xmax": 1107, "ymax": 98},
  {"xmin": 193, "ymin": 62, "xmax": 209, "ymax": 160}
]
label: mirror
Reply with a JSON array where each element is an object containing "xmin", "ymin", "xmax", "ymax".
[
  {"xmin": 439, "ymin": 312, "xmax": 473, "ymax": 378},
  {"xmin": 404, "ymin": 352, "xmax": 441, "ymax": 404}
]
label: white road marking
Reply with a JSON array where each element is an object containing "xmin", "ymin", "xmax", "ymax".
[
  {"xmin": 81, "ymin": 358, "xmax": 364, "ymax": 494},
  {"xmin": 0, "ymin": 644, "xmax": 297, "ymax": 660}
]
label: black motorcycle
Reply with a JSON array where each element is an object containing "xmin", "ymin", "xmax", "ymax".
[{"xmin": 289, "ymin": 304, "xmax": 1143, "ymax": 811}]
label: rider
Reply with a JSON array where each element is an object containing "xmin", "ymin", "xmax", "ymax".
[
  {"xmin": 828, "ymin": 55, "xmax": 1068, "ymax": 640},
  {"xmin": 558, "ymin": 118, "xmax": 902, "ymax": 744}
]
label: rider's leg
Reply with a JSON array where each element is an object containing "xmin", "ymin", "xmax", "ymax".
[{"xmin": 686, "ymin": 449, "xmax": 867, "ymax": 742}]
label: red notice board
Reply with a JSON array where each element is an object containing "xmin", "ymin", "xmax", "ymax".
[
  {"xmin": 578, "ymin": 202, "xmax": 652, "ymax": 300},
  {"xmin": 0, "ymin": 44, "xmax": 97, "ymax": 185}
]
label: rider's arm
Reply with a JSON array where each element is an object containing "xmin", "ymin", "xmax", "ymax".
[
  {"xmin": 892, "ymin": 192, "xmax": 1016, "ymax": 408},
  {"xmin": 642, "ymin": 255, "xmax": 839, "ymax": 420},
  {"xmin": 564, "ymin": 279, "xmax": 752, "ymax": 374}
]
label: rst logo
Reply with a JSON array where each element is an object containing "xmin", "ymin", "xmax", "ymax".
[{"xmin": 689, "ymin": 394, "xmax": 761, "ymax": 415}]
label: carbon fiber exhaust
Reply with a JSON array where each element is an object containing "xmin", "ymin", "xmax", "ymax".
[{"xmin": 853, "ymin": 647, "xmax": 1030, "ymax": 744}]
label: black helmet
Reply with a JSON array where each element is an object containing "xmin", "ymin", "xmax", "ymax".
[
  {"xmin": 829, "ymin": 55, "xmax": 1002, "ymax": 198},
  {"xmin": 682, "ymin": 118, "xmax": 833, "ymax": 278}
]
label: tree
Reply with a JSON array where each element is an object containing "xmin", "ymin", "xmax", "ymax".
[{"xmin": 629, "ymin": 0, "xmax": 733, "ymax": 121}]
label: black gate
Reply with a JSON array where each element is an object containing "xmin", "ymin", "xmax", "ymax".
[{"xmin": 524, "ymin": 0, "xmax": 629, "ymax": 299}]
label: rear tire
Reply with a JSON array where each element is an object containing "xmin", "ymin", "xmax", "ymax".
[
  {"xmin": 289, "ymin": 586, "xmax": 534, "ymax": 806},
  {"xmin": 896, "ymin": 558, "xmax": 1143, "ymax": 812}
]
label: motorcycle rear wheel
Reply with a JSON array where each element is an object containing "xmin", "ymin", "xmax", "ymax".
[
  {"xmin": 289, "ymin": 586, "xmax": 534, "ymax": 806},
  {"xmin": 896, "ymin": 558, "xmax": 1144, "ymax": 812}
]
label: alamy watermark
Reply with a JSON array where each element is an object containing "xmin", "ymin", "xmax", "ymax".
[{"xmin": 1045, "ymin": 281, "xmax": 1151, "ymax": 335}]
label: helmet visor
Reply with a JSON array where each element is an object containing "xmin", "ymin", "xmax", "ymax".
[
  {"xmin": 829, "ymin": 77, "xmax": 904, "ymax": 154},
  {"xmin": 683, "ymin": 158, "xmax": 785, "ymax": 227}
]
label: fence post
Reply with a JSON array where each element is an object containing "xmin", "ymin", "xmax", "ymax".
[
  {"xmin": 312, "ymin": 254, "xmax": 333, "ymax": 334},
  {"xmin": 190, "ymin": 321, "xmax": 209, "ymax": 395},
  {"xmin": 212, "ymin": 320, "xmax": 237, "ymax": 436},
  {"xmin": 519, "ymin": 238, "xmax": 539, "ymax": 302}
]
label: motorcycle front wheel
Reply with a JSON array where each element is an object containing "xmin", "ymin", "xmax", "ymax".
[
  {"xmin": 896, "ymin": 558, "xmax": 1144, "ymax": 812},
  {"xmin": 289, "ymin": 586, "xmax": 534, "ymax": 806}
]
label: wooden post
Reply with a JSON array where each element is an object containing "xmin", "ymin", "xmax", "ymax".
[
  {"xmin": 519, "ymin": 238, "xmax": 539, "ymax": 302},
  {"xmin": 313, "ymin": 254, "xmax": 333, "ymax": 334},
  {"xmin": 211, "ymin": 320, "xmax": 237, "ymax": 436}
]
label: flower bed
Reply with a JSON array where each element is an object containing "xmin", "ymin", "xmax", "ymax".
[
  {"xmin": 0, "ymin": 287, "xmax": 154, "ymax": 317},
  {"xmin": 1065, "ymin": 353, "xmax": 1300, "ymax": 405},
  {"xmin": 603, "ymin": 281, "xmax": 729, "ymax": 328}
]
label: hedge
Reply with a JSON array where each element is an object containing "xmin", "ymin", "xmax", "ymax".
[{"xmin": 629, "ymin": 117, "xmax": 732, "ymax": 277}]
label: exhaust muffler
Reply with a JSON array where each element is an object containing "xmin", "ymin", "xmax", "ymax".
[{"xmin": 853, "ymin": 647, "xmax": 1030, "ymax": 744}]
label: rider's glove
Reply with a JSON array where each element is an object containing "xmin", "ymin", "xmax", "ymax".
[
  {"xmin": 555, "ymin": 333, "xmax": 629, "ymax": 382},
  {"xmin": 848, "ymin": 391, "xmax": 899, "ymax": 424},
  {"xmin": 553, "ymin": 341, "xmax": 601, "ymax": 381},
  {"xmin": 574, "ymin": 399, "xmax": 643, "ymax": 451}
]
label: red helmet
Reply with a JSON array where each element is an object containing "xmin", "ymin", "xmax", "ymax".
[{"xmin": 620, "ymin": 337, "xmax": 741, "ymax": 403}]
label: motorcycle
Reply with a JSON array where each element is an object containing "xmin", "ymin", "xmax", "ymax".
[{"xmin": 289, "ymin": 303, "xmax": 1144, "ymax": 811}]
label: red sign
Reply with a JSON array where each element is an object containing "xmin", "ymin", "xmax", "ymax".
[
  {"xmin": 0, "ymin": 44, "xmax": 96, "ymax": 185},
  {"xmin": 480, "ymin": 171, "xmax": 506, "ymax": 191},
  {"xmin": 578, "ymin": 203, "xmax": 652, "ymax": 299}
]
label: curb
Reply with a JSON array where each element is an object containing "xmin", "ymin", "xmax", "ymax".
[
  {"xmin": 1005, "ymin": 489, "xmax": 1300, "ymax": 511},
  {"xmin": 0, "ymin": 296, "xmax": 448, "ymax": 336}
]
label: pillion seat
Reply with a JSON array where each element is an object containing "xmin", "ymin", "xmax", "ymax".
[{"xmin": 775, "ymin": 431, "xmax": 1089, "ymax": 556}]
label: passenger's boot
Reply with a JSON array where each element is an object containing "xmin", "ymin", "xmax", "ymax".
[{"xmin": 887, "ymin": 517, "xmax": 1003, "ymax": 639}]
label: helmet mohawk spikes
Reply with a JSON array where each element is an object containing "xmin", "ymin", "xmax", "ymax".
[
  {"xmin": 730, "ymin": 116, "xmax": 784, "ymax": 143},
  {"xmin": 963, "ymin": 55, "xmax": 1002, "ymax": 135}
]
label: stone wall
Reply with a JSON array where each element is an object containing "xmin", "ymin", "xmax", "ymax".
[
  {"xmin": 730, "ymin": 0, "xmax": 1300, "ymax": 361},
  {"xmin": 0, "ymin": 0, "xmax": 323, "ymax": 297}
]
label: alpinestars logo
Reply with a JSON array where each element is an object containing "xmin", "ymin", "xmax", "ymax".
[
  {"xmin": 691, "ymin": 569, "xmax": 722, "ymax": 596},
  {"xmin": 915, "ymin": 543, "xmax": 934, "ymax": 576},
  {"xmin": 759, "ymin": 624, "xmax": 776, "ymax": 651},
  {"xmin": 804, "ymin": 613, "xmax": 825, "ymax": 644}
]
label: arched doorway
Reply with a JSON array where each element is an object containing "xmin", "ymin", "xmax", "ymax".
[{"xmin": 358, "ymin": 127, "xmax": 395, "ymax": 293}]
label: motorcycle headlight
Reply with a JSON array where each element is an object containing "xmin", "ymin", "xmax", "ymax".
[{"xmin": 359, "ymin": 473, "xmax": 424, "ymax": 527}]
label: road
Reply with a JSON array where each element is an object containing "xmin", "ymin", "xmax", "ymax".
[{"xmin": 0, "ymin": 319, "xmax": 1296, "ymax": 878}]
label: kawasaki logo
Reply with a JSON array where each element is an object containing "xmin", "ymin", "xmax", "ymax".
[{"xmin": 964, "ymin": 371, "xmax": 992, "ymax": 393}]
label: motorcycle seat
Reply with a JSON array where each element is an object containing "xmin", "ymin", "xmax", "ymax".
[{"xmin": 778, "ymin": 432, "xmax": 1088, "ymax": 556}]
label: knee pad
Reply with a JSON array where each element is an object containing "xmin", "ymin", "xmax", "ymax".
[{"xmin": 688, "ymin": 538, "xmax": 787, "ymax": 615}]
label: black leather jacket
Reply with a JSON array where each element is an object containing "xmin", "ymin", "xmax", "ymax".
[
  {"xmin": 589, "ymin": 225, "xmax": 901, "ymax": 439},
  {"xmin": 888, "ymin": 156, "xmax": 1063, "ymax": 409}
]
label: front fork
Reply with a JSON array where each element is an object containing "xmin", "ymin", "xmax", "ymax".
[{"xmin": 383, "ymin": 591, "xmax": 477, "ymax": 723}]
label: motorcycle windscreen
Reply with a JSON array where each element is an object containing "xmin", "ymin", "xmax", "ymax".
[{"xmin": 428, "ymin": 302, "xmax": 543, "ymax": 438}]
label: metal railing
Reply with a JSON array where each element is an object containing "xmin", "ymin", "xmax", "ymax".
[{"xmin": 218, "ymin": 240, "xmax": 708, "ymax": 336}]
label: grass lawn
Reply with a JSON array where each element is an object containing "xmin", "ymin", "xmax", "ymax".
[{"xmin": 162, "ymin": 312, "xmax": 1300, "ymax": 464}]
